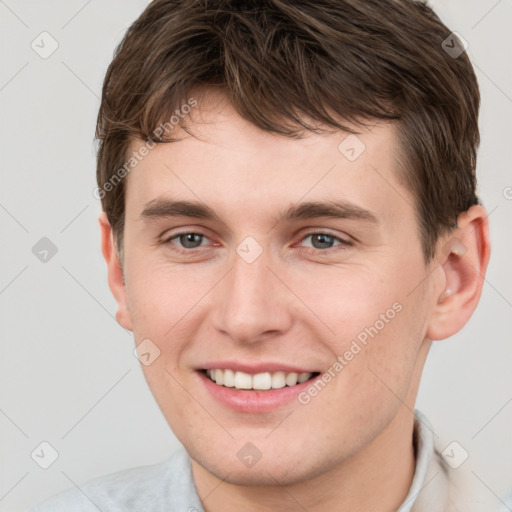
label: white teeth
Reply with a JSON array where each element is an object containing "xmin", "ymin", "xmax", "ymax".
[
  {"xmin": 285, "ymin": 372, "xmax": 299, "ymax": 386},
  {"xmin": 222, "ymin": 369, "xmax": 235, "ymax": 387},
  {"xmin": 271, "ymin": 371, "xmax": 286, "ymax": 389},
  {"xmin": 205, "ymin": 369, "xmax": 314, "ymax": 390},
  {"xmin": 298, "ymin": 372, "xmax": 311, "ymax": 384},
  {"xmin": 234, "ymin": 371, "xmax": 252, "ymax": 389},
  {"xmin": 214, "ymin": 369, "xmax": 224, "ymax": 386},
  {"xmin": 252, "ymin": 372, "xmax": 272, "ymax": 390}
]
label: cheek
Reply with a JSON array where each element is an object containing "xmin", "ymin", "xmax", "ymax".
[
  {"xmin": 332, "ymin": 292, "xmax": 429, "ymax": 420},
  {"xmin": 294, "ymin": 263, "xmax": 428, "ymax": 391},
  {"xmin": 287, "ymin": 265, "xmax": 404, "ymax": 343},
  {"xmin": 124, "ymin": 257, "xmax": 213, "ymax": 340}
]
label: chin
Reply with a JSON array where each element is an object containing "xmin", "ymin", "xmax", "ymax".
[{"xmin": 191, "ymin": 447, "xmax": 338, "ymax": 488}]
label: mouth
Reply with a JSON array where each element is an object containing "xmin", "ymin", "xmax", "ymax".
[{"xmin": 200, "ymin": 368, "xmax": 321, "ymax": 391}]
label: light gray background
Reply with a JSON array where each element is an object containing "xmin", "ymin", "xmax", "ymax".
[{"xmin": 0, "ymin": 1, "xmax": 511, "ymax": 510}]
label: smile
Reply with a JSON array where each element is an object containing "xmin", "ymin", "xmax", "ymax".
[{"xmin": 203, "ymin": 369, "xmax": 320, "ymax": 390}]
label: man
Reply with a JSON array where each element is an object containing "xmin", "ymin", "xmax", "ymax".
[{"xmin": 30, "ymin": 0, "xmax": 505, "ymax": 510}]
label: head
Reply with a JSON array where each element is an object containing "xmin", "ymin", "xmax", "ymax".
[{"xmin": 97, "ymin": 0, "xmax": 490, "ymax": 487}]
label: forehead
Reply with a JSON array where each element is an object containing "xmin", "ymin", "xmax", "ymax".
[{"xmin": 124, "ymin": 92, "xmax": 413, "ymax": 229}]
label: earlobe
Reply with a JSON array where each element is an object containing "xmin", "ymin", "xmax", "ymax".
[
  {"xmin": 98, "ymin": 211, "xmax": 133, "ymax": 332},
  {"xmin": 427, "ymin": 205, "xmax": 491, "ymax": 341}
]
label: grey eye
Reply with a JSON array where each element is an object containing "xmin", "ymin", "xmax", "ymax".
[
  {"xmin": 308, "ymin": 233, "xmax": 338, "ymax": 249},
  {"xmin": 177, "ymin": 233, "xmax": 204, "ymax": 249}
]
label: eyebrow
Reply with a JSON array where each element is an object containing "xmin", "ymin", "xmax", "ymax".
[{"xmin": 139, "ymin": 198, "xmax": 379, "ymax": 225}]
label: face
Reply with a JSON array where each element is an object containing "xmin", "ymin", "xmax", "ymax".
[{"xmin": 114, "ymin": 90, "xmax": 442, "ymax": 486}]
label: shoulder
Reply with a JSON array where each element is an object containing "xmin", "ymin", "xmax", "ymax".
[
  {"xmin": 431, "ymin": 436, "xmax": 512, "ymax": 511},
  {"xmin": 410, "ymin": 411, "xmax": 512, "ymax": 512},
  {"xmin": 28, "ymin": 447, "xmax": 201, "ymax": 512},
  {"xmin": 432, "ymin": 450, "xmax": 512, "ymax": 512}
]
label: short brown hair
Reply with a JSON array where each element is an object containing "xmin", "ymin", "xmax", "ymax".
[{"xmin": 96, "ymin": 0, "xmax": 480, "ymax": 262}]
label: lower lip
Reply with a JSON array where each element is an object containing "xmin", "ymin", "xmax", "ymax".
[{"xmin": 197, "ymin": 370, "xmax": 321, "ymax": 413}]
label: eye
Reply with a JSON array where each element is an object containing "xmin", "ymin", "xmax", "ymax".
[
  {"xmin": 161, "ymin": 230, "xmax": 352, "ymax": 255},
  {"xmin": 164, "ymin": 232, "xmax": 210, "ymax": 250},
  {"xmin": 299, "ymin": 232, "xmax": 352, "ymax": 251}
]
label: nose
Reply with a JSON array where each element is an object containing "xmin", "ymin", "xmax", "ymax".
[{"xmin": 211, "ymin": 247, "xmax": 293, "ymax": 344}]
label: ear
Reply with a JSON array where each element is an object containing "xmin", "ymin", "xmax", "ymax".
[
  {"xmin": 426, "ymin": 204, "xmax": 491, "ymax": 341},
  {"xmin": 98, "ymin": 211, "xmax": 133, "ymax": 331}
]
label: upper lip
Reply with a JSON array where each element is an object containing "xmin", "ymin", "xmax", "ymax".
[{"xmin": 198, "ymin": 362, "xmax": 320, "ymax": 374}]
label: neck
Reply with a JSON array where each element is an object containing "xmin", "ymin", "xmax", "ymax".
[{"xmin": 191, "ymin": 406, "xmax": 417, "ymax": 512}]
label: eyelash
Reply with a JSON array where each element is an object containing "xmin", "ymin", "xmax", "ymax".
[{"xmin": 162, "ymin": 230, "xmax": 352, "ymax": 255}]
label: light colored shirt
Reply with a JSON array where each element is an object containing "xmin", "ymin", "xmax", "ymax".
[{"xmin": 28, "ymin": 410, "xmax": 510, "ymax": 511}]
